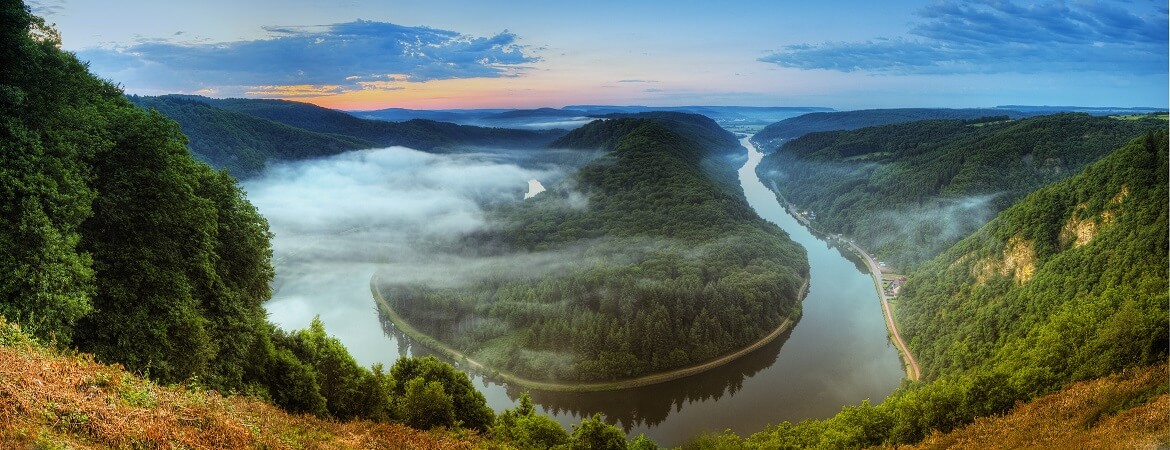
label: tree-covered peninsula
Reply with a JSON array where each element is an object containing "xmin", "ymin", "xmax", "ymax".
[{"xmin": 378, "ymin": 117, "xmax": 809, "ymax": 385}]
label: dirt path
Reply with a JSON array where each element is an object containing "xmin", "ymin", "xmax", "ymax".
[
  {"xmin": 842, "ymin": 240, "xmax": 922, "ymax": 381},
  {"xmin": 371, "ymin": 275, "xmax": 809, "ymax": 392}
]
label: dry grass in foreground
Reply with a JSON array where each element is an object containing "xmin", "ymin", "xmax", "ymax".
[
  {"xmin": 904, "ymin": 363, "xmax": 1169, "ymax": 450},
  {"xmin": 0, "ymin": 322, "xmax": 480, "ymax": 449}
]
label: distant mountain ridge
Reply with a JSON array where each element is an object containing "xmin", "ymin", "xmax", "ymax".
[
  {"xmin": 131, "ymin": 95, "xmax": 568, "ymax": 178},
  {"xmin": 353, "ymin": 105, "xmax": 834, "ymax": 131},
  {"xmin": 753, "ymin": 108, "xmax": 1034, "ymax": 151},
  {"xmin": 129, "ymin": 95, "xmax": 374, "ymax": 177},
  {"xmin": 754, "ymin": 106, "xmax": 1168, "ymax": 151}
]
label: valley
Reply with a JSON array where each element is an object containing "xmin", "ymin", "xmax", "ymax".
[{"xmin": 4, "ymin": 1, "xmax": 1167, "ymax": 446}]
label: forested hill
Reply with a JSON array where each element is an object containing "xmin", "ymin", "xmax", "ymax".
[
  {"xmin": 753, "ymin": 107, "xmax": 1031, "ymax": 150},
  {"xmin": 568, "ymin": 111, "xmax": 743, "ymax": 156},
  {"xmin": 899, "ymin": 130, "xmax": 1168, "ymax": 382},
  {"xmin": 129, "ymin": 95, "xmax": 373, "ymax": 177},
  {"xmin": 380, "ymin": 118, "xmax": 808, "ymax": 383},
  {"xmin": 553, "ymin": 113, "xmax": 745, "ymax": 195},
  {"xmin": 756, "ymin": 113, "xmax": 1166, "ymax": 269},
  {"xmin": 156, "ymin": 94, "xmax": 567, "ymax": 149}
]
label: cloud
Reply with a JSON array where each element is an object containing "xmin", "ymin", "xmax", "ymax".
[
  {"xmin": 617, "ymin": 79, "xmax": 659, "ymax": 83},
  {"xmin": 26, "ymin": 0, "xmax": 64, "ymax": 17},
  {"xmin": 76, "ymin": 20, "xmax": 538, "ymax": 97},
  {"xmin": 760, "ymin": 0, "xmax": 1168, "ymax": 75},
  {"xmin": 245, "ymin": 84, "xmax": 347, "ymax": 97}
]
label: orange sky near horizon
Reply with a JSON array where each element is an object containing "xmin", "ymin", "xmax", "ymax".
[{"xmin": 271, "ymin": 76, "xmax": 659, "ymax": 111}]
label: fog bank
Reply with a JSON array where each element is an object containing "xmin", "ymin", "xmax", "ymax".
[{"xmin": 243, "ymin": 146, "xmax": 567, "ymax": 366}]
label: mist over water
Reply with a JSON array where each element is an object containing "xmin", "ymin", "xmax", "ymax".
[
  {"xmin": 245, "ymin": 146, "xmax": 561, "ymax": 365},
  {"xmin": 246, "ymin": 137, "xmax": 904, "ymax": 447}
]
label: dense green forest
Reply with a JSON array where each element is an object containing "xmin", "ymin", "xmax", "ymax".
[
  {"xmin": 379, "ymin": 117, "xmax": 808, "ymax": 382},
  {"xmin": 128, "ymin": 95, "xmax": 373, "ymax": 177},
  {"xmin": 898, "ymin": 129, "xmax": 1169, "ymax": 381},
  {"xmin": 752, "ymin": 108, "xmax": 1032, "ymax": 150},
  {"xmin": 756, "ymin": 113, "xmax": 1165, "ymax": 269},
  {"xmin": 0, "ymin": 3, "xmax": 647, "ymax": 447},
  {"xmin": 691, "ymin": 130, "xmax": 1168, "ymax": 449}
]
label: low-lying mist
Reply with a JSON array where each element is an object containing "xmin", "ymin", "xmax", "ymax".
[
  {"xmin": 242, "ymin": 145, "xmax": 587, "ymax": 365},
  {"xmin": 869, "ymin": 194, "xmax": 1001, "ymax": 249},
  {"xmin": 243, "ymin": 146, "xmax": 604, "ymax": 264}
]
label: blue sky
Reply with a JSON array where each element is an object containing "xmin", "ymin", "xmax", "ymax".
[{"xmin": 30, "ymin": 0, "xmax": 1168, "ymax": 110}]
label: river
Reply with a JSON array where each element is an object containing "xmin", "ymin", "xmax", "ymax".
[{"xmin": 261, "ymin": 136, "xmax": 905, "ymax": 447}]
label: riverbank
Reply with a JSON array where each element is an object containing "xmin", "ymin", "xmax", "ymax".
[
  {"xmin": 769, "ymin": 194, "xmax": 921, "ymax": 381},
  {"xmin": 841, "ymin": 240, "xmax": 921, "ymax": 381},
  {"xmin": 746, "ymin": 138, "xmax": 920, "ymax": 381},
  {"xmin": 371, "ymin": 275, "xmax": 809, "ymax": 392}
]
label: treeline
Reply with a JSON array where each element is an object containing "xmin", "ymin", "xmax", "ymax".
[
  {"xmin": 688, "ymin": 130, "xmax": 1168, "ymax": 448},
  {"xmin": 128, "ymin": 95, "xmax": 372, "ymax": 177},
  {"xmin": 752, "ymin": 107, "xmax": 1032, "ymax": 150},
  {"xmin": 1, "ymin": 4, "xmax": 653, "ymax": 447},
  {"xmin": 382, "ymin": 118, "xmax": 808, "ymax": 382},
  {"xmin": 756, "ymin": 113, "xmax": 1166, "ymax": 269},
  {"xmin": 134, "ymin": 95, "xmax": 568, "ymax": 179},
  {"xmin": 159, "ymin": 95, "xmax": 567, "ymax": 150},
  {"xmin": 584, "ymin": 111, "xmax": 745, "ymax": 157}
]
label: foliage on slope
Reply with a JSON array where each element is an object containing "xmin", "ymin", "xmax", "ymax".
[
  {"xmin": 752, "ymin": 108, "xmax": 1029, "ymax": 150},
  {"xmin": 1, "ymin": 314, "xmax": 659, "ymax": 449},
  {"xmin": 0, "ymin": 318, "xmax": 479, "ymax": 450},
  {"xmin": 4, "ymin": 0, "xmax": 270, "ymax": 401},
  {"xmin": 686, "ymin": 363, "xmax": 1168, "ymax": 450},
  {"xmin": 906, "ymin": 363, "xmax": 1168, "ymax": 450},
  {"xmin": 381, "ymin": 118, "xmax": 808, "ymax": 382},
  {"xmin": 578, "ymin": 112, "xmax": 744, "ymax": 157},
  {"xmin": 898, "ymin": 129, "xmax": 1169, "ymax": 383},
  {"xmin": 756, "ymin": 113, "xmax": 1165, "ymax": 268},
  {"xmin": 129, "ymin": 95, "xmax": 373, "ymax": 177}
]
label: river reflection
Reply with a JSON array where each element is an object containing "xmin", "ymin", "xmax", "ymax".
[{"xmin": 382, "ymin": 316, "xmax": 796, "ymax": 431}]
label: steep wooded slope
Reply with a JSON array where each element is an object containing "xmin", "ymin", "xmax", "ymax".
[{"xmin": 756, "ymin": 113, "xmax": 1165, "ymax": 268}]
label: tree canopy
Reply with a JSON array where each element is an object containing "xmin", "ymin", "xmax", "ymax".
[{"xmin": 381, "ymin": 118, "xmax": 808, "ymax": 382}]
